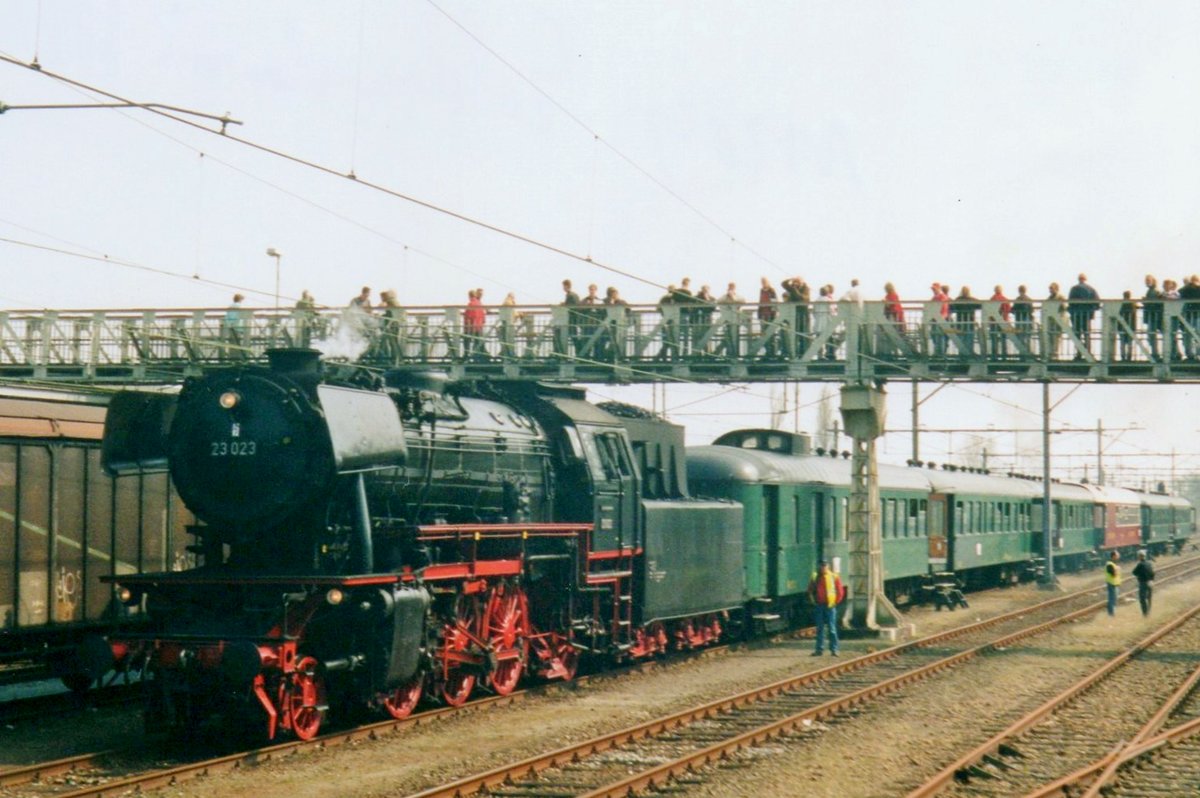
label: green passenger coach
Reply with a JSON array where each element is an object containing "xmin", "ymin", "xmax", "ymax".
[{"xmin": 686, "ymin": 428, "xmax": 1194, "ymax": 630}]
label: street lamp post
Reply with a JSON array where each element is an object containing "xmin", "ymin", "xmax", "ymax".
[{"xmin": 266, "ymin": 248, "xmax": 282, "ymax": 309}]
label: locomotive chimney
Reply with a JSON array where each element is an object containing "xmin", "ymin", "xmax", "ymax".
[{"xmin": 266, "ymin": 348, "xmax": 322, "ymax": 375}]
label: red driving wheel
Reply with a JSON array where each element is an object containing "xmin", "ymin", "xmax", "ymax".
[
  {"xmin": 439, "ymin": 595, "xmax": 477, "ymax": 706},
  {"xmin": 280, "ymin": 655, "xmax": 325, "ymax": 740},
  {"xmin": 483, "ymin": 584, "xmax": 529, "ymax": 696},
  {"xmin": 379, "ymin": 672, "xmax": 424, "ymax": 719}
]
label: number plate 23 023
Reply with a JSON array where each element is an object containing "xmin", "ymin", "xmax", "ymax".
[{"xmin": 211, "ymin": 441, "xmax": 258, "ymax": 456}]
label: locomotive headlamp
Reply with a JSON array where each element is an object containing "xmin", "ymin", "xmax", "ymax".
[
  {"xmin": 116, "ymin": 585, "xmax": 140, "ymax": 606},
  {"xmin": 218, "ymin": 390, "xmax": 241, "ymax": 410},
  {"xmin": 325, "ymin": 588, "xmax": 345, "ymax": 606}
]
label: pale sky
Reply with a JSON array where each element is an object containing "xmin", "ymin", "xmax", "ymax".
[{"xmin": 1, "ymin": 1, "xmax": 1198, "ymax": 480}]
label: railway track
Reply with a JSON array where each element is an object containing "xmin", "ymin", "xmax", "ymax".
[
  {"xmin": 1096, "ymin": 695, "xmax": 1200, "ymax": 797},
  {"xmin": 0, "ymin": 635, "xmax": 742, "ymax": 797},
  {"xmin": 907, "ymin": 600, "xmax": 1200, "ymax": 797},
  {"xmin": 4, "ymin": 559, "xmax": 1197, "ymax": 798},
  {"xmin": 399, "ymin": 557, "xmax": 1200, "ymax": 798}
]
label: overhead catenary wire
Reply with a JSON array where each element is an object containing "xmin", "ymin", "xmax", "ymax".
[
  {"xmin": 422, "ymin": 0, "xmax": 788, "ymax": 277},
  {"xmin": 0, "ymin": 59, "xmax": 789, "ymax": 409},
  {"xmin": 0, "ymin": 235, "xmax": 270, "ymax": 304},
  {"xmin": 0, "ymin": 52, "xmax": 670, "ymax": 292}
]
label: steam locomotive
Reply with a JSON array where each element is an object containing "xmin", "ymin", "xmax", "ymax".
[
  {"xmin": 89, "ymin": 349, "xmax": 1194, "ymax": 740},
  {"xmin": 92, "ymin": 350, "xmax": 741, "ymax": 739}
]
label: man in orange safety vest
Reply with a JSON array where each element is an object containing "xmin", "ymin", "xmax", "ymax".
[{"xmin": 807, "ymin": 560, "xmax": 847, "ymax": 657}]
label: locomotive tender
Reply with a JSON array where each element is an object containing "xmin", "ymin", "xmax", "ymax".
[{"xmin": 91, "ymin": 351, "xmax": 1194, "ymax": 740}]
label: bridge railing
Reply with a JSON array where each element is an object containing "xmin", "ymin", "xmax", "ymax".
[{"xmin": 0, "ymin": 299, "xmax": 1196, "ymax": 380}]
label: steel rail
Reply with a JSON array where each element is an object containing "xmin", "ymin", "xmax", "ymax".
[
  {"xmin": 0, "ymin": 638, "xmax": 739, "ymax": 794},
  {"xmin": 0, "ymin": 749, "xmax": 122, "ymax": 788},
  {"xmin": 404, "ymin": 558, "xmax": 1200, "ymax": 798},
  {"xmin": 905, "ymin": 598, "xmax": 1200, "ymax": 797},
  {"xmin": 1019, "ymin": 662, "xmax": 1200, "ymax": 798},
  {"xmin": 46, "ymin": 693, "xmax": 522, "ymax": 798},
  {"xmin": 572, "ymin": 583, "xmax": 1186, "ymax": 798},
  {"xmin": 6, "ymin": 559, "xmax": 1196, "ymax": 797},
  {"xmin": 1018, "ymin": 717, "xmax": 1200, "ymax": 798}
]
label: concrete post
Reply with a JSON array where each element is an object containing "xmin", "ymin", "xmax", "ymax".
[{"xmin": 840, "ymin": 383, "xmax": 903, "ymax": 631}]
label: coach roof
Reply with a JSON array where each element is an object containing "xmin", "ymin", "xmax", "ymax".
[{"xmin": 686, "ymin": 446, "xmax": 933, "ymax": 492}]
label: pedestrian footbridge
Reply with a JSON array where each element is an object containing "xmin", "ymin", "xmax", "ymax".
[{"xmin": 0, "ymin": 299, "xmax": 1195, "ymax": 384}]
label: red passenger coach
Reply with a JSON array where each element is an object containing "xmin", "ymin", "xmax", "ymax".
[{"xmin": 1086, "ymin": 486, "xmax": 1143, "ymax": 551}]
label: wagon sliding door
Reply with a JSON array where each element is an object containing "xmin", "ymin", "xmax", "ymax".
[{"xmin": 928, "ymin": 493, "xmax": 948, "ymax": 571}]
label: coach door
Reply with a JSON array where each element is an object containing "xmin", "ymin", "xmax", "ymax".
[
  {"xmin": 813, "ymin": 491, "xmax": 827, "ymax": 567},
  {"xmin": 928, "ymin": 493, "xmax": 949, "ymax": 569},
  {"xmin": 764, "ymin": 485, "xmax": 780, "ymax": 595}
]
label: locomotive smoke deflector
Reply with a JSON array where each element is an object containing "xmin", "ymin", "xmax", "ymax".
[
  {"xmin": 317, "ymin": 384, "xmax": 407, "ymax": 472},
  {"xmin": 101, "ymin": 390, "xmax": 178, "ymax": 475}
]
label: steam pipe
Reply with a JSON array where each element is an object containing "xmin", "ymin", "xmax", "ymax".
[{"xmin": 354, "ymin": 473, "xmax": 374, "ymax": 572}]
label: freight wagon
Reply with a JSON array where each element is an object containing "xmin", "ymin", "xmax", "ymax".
[{"xmin": 0, "ymin": 386, "xmax": 193, "ymax": 688}]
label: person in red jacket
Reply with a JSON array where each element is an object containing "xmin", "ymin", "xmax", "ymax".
[
  {"xmin": 807, "ymin": 560, "xmax": 846, "ymax": 656},
  {"xmin": 463, "ymin": 288, "xmax": 487, "ymax": 360}
]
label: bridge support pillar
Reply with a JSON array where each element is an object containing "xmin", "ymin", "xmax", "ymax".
[{"xmin": 840, "ymin": 383, "xmax": 903, "ymax": 633}]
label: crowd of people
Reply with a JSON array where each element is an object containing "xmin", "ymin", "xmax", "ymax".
[{"xmin": 218, "ymin": 272, "xmax": 1200, "ymax": 364}]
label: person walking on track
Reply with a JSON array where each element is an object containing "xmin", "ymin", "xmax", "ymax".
[
  {"xmin": 1132, "ymin": 551, "xmax": 1155, "ymax": 617},
  {"xmin": 1105, "ymin": 551, "xmax": 1121, "ymax": 616}
]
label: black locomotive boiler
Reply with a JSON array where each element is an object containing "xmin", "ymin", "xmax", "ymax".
[{"xmin": 94, "ymin": 350, "xmax": 742, "ymax": 739}]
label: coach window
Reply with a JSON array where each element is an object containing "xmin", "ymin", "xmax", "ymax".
[
  {"xmin": 795, "ymin": 495, "xmax": 803, "ymax": 544},
  {"xmin": 840, "ymin": 496, "xmax": 848, "ymax": 541}
]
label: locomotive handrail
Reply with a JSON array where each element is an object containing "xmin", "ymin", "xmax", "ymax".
[
  {"xmin": 2, "ymin": 298, "xmax": 1199, "ymax": 383},
  {"xmin": 102, "ymin": 572, "xmax": 403, "ymax": 586}
]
